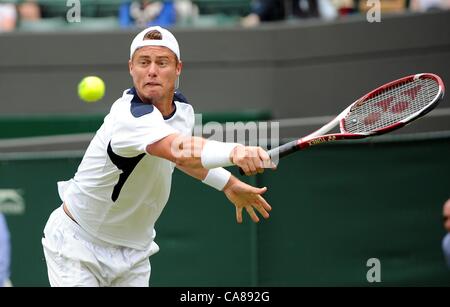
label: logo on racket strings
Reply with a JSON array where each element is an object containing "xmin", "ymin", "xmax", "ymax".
[{"xmin": 362, "ymin": 84, "xmax": 422, "ymax": 126}]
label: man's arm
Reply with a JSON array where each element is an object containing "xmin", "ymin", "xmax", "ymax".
[
  {"xmin": 176, "ymin": 165, "xmax": 272, "ymax": 223},
  {"xmin": 147, "ymin": 133, "xmax": 272, "ymax": 176}
]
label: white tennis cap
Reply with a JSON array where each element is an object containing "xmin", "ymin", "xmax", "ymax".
[{"xmin": 129, "ymin": 26, "xmax": 180, "ymax": 60}]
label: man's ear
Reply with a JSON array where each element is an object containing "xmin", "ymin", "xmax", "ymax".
[
  {"xmin": 128, "ymin": 59, "xmax": 133, "ymax": 77},
  {"xmin": 176, "ymin": 60, "xmax": 183, "ymax": 77}
]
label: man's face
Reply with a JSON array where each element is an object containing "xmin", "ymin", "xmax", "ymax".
[
  {"xmin": 444, "ymin": 200, "xmax": 450, "ymax": 232},
  {"xmin": 129, "ymin": 46, "xmax": 181, "ymax": 104}
]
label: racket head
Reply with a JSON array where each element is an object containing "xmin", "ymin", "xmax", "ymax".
[{"xmin": 341, "ymin": 73, "xmax": 445, "ymax": 135}]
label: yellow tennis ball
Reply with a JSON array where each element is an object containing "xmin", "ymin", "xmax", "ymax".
[{"xmin": 78, "ymin": 76, "xmax": 105, "ymax": 103}]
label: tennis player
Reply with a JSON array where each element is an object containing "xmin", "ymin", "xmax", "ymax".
[{"xmin": 41, "ymin": 26, "xmax": 273, "ymax": 287}]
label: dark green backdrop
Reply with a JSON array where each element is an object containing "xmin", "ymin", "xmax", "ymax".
[{"xmin": 1, "ymin": 133, "xmax": 449, "ymax": 286}]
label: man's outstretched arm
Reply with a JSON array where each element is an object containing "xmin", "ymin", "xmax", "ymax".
[{"xmin": 147, "ymin": 134, "xmax": 272, "ymax": 176}]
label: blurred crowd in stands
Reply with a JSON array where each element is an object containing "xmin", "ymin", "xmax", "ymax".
[
  {"xmin": 241, "ymin": 0, "xmax": 450, "ymax": 26},
  {"xmin": 0, "ymin": 0, "xmax": 449, "ymax": 32}
]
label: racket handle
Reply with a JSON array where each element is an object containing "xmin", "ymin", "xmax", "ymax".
[
  {"xmin": 267, "ymin": 140, "xmax": 299, "ymax": 159},
  {"xmin": 238, "ymin": 140, "xmax": 299, "ymax": 175}
]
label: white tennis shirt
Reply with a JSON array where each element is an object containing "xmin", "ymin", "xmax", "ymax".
[{"xmin": 58, "ymin": 88, "xmax": 195, "ymax": 250}]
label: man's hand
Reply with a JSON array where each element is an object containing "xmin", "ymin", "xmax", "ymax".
[
  {"xmin": 223, "ymin": 176, "xmax": 272, "ymax": 223},
  {"xmin": 230, "ymin": 145, "xmax": 273, "ymax": 176}
]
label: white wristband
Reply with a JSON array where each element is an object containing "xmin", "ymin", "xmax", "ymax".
[
  {"xmin": 201, "ymin": 140, "xmax": 239, "ymax": 169},
  {"xmin": 202, "ymin": 168, "xmax": 231, "ymax": 191}
]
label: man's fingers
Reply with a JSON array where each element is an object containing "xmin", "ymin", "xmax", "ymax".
[
  {"xmin": 255, "ymin": 204, "xmax": 270, "ymax": 219},
  {"xmin": 258, "ymin": 147, "xmax": 277, "ymax": 171},
  {"xmin": 235, "ymin": 146, "xmax": 274, "ymax": 175},
  {"xmin": 256, "ymin": 147, "xmax": 268, "ymax": 172},
  {"xmin": 257, "ymin": 196, "xmax": 272, "ymax": 211},
  {"xmin": 245, "ymin": 207, "xmax": 259, "ymax": 223},
  {"xmin": 251, "ymin": 186, "xmax": 267, "ymax": 194},
  {"xmin": 244, "ymin": 165, "xmax": 257, "ymax": 176},
  {"xmin": 252, "ymin": 156, "xmax": 265, "ymax": 174},
  {"xmin": 235, "ymin": 147, "xmax": 258, "ymax": 176},
  {"xmin": 240, "ymin": 165, "xmax": 250, "ymax": 176},
  {"xmin": 236, "ymin": 207, "xmax": 243, "ymax": 224},
  {"xmin": 258, "ymin": 147, "xmax": 270, "ymax": 161},
  {"xmin": 249, "ymin": 147, "xmax": 263, "ymax": 174},
  {"xmin": 247, "ymin": 157, "xmax": 258, "ymax": 175}
]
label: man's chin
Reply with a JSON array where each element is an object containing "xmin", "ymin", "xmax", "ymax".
[{"xmin": 140, "ymin": 90, "xmax": 161, "ymax": 104}]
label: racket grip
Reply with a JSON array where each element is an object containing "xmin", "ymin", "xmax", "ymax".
[
  {"xmin": 267, "ymin": 140, "xmax": 299, "ymax": 159},
  {"xmin": 238, "ymin": 140, "xmax": 298, "ymax": 175}
]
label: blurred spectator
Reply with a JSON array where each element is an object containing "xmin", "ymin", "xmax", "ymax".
[
  {"xmin": 119, "ymin": 0, "xmax": 198, "ymax": 28},
  {"xmin": 0, "ymin": 3, "xmax": 17, "ymax": 32},
  {"xmin": 358, "ymin": 0, "xmax": 407, "ymax": 14},
  {"xmin": 331, "ymin": 0, "xmax": 356, "ymax": 15},
  {"xmin": 442, "ymin": 199, "xmax": 450, "ymax": 269},
  {"xmin": 174, "ymin": 0, "xmax": 199, "ymax": 24},
  {"xmin": 410, "ymin": 0, "xmax": 450, "ymax": 11},
  {"xmin": 0, "ymin": 213, "xmax": 11, "ymax": 287},
  {"xmin": 18, "ymin": 0, "xmax": 41, "ymax": 22},
  {"xmin": 241, "ymin": 0, "xmax": 337, "ymax": 27}
]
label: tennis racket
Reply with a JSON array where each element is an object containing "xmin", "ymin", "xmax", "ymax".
[{"xmin": 239, "ymin": 73, "xmax": 445, "ymax": 174}]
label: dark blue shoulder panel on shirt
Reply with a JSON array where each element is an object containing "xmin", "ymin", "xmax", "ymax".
[
  {"xmin": 127, "ymin": 87, "xmax": 155, "ymax": 118},
  {"xmin": 163, "ymin": 91, "xmax": 190, "ymax": 120},
  {"xmin": 131, "ymin": 102, "xmax": 154, "ymax": 118},
  {"xmin": 127, "ymin": 88, "xmax": 189, "ymax": 118},
  {"xmin": 174, "ymin": 91, "xmax": 190, "ymax": 104}
]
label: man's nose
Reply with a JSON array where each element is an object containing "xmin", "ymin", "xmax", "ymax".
[{"xmin": 147, "ymin": 63, "xmax": 158, "ymax": 76}]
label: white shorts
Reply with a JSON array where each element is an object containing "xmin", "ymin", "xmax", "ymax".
[{"xmin": 42, "ymin": 206, "xmax": 157, "ymax": 287}]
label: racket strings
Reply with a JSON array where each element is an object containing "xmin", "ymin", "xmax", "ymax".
[{"xmin": 344, "ymin": 78, "xmax": 439, "ymax": 134}]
